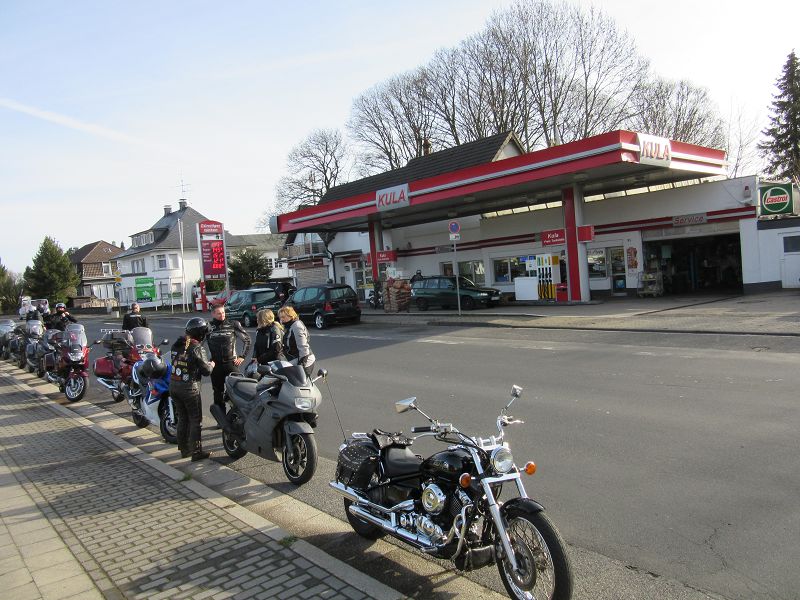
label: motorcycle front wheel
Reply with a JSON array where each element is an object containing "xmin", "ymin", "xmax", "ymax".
[
  {"xmin": 159, "ymin": 403, "xmax": 177, "ymax": 444},
  {"xmin": 131, "ymin": 409, "xmax": 149, "ymax": 428},
  {"xmin": 64, "ymin": 375, "xmax": 88, "ymax": 402},
  {"xmin": 222, "ymin": 409, "xmax": 247, "ymax": 459},
  {"xmin": 495, "ymin": 510, "xmax": 573, "ymax": 600},
  {"xmin": 282, "ymin": 432, "xmax": 317, "ymax": 485}
]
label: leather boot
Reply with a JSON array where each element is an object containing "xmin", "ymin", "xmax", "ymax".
[{"xmin": 191, "ymin": 441, "xmax": 210, "ymax": 462}]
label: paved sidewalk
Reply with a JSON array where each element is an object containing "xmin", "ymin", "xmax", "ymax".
[{"xmin": 0, "ymin": 365, "xmax": 400, "ymax": 600}]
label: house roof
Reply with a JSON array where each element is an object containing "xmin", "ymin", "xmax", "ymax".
[
  {"xmin": 70, "ymin": 241, "xmax": 124, "ymax": 265},
  {"xmin": 117, "ymin": 205, "xmax": 257, "ymax": 258},
  {"xmin": 236, "ymin": 233, "xmax": 287, "ymax": 252},
  {"xmin": 319, "ymin": 131, "xmax": 522, "ymax": 205}
]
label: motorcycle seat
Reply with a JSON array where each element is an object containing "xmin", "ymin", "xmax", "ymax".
[{"xmin": 383, "ymin": 446, "xmax": 422, "ymax": 478}]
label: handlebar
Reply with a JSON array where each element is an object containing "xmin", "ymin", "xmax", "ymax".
[{"xmin": 411, "ymin": 426, "xmax": 432, "ymax": 433}]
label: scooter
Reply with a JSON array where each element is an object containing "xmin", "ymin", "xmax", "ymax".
[
  {"xmin": 128, "ymin": 355, "xmax": 178, "ymax": 444},
  {"xmin": 44, "ymin": 323, "xmax": 91, "ymax": 402},
  {"xmin": 210, "ymin": 360, "xmax": 326, "ymax": 485}
]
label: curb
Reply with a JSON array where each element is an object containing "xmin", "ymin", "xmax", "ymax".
[{"xmin": 0, "ymin": 363, "xmax": 404, "ymax": 600}]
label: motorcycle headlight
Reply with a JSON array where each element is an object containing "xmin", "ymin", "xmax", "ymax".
[
  {"xmin": 69, "ymin": 351, "xmax": 83, "ymax": 362},
  {"xmin": 294, "ymin": 397, "xmax": 316, "ymax": 411},
  {"xmin": 491, "ymin": 447, "xmax": 515, "ymax": 474}
]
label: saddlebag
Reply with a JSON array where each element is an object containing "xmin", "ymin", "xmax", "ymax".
[
  {"xmin": 93, "ymin": 356, "xmax": 116, "ymax": 378},
  {"xmin": 335, "ymin": 440, "xmax": 379, "ymax": 490}
]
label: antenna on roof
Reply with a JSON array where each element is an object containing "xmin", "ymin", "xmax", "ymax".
[{"xmin": 176, "ymin": 175, "xmax": 191, "ymax": 199}]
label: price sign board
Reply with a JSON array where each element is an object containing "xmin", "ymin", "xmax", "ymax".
[{"xmin": 197, "ymin": 220, "xmax": 228, "ymax": 281}]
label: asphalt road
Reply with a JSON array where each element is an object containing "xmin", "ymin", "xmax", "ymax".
[{"xmin": 75, "ymin": 314, "xmax": 800, "ymax": 600}]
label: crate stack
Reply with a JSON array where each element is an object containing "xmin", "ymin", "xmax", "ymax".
[{"xmin": 382, "ymin": 278, "xmax": 412, "ymax": 313}]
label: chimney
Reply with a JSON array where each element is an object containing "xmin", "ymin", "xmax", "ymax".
[
  {"xmin": 163, "ymin": 205, "xmax": 172, "ymax": 216},
  {"xmin": 422, "ymin": 138, "xmax": 432, "ymax": 156},
  {"xmin": 178, "ymin": 199, "xmax": 188, "ymax": 210}
]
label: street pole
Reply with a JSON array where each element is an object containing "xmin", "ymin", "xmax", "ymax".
[
  {"xmin": 454, "ymin": 242, "xmax": 461, "ymax": 316},
  {"xmin": 179, "ymin": 218, "xmax": 187, "ymax": 313}
]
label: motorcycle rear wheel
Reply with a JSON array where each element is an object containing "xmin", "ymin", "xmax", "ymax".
[
  {"xmin": 36, "ymin": 360, "xmax": 45, "ymax": 378},
  {"xmin": 132, "ymin": 410, "xmax": 149, "ymax": 428},
  {"xmin": 222, "ymin": 410, "xmax": 247, "ymax": 459},
  {"xmin": 64, "ymin": 375, "xmax": 87, "ymax": 402},
  {"xmin": 495, "ymin": 509, "xmax": 573, "ymax": 600},
  {"xmin": 282, "ymin": 432, "xmax": 317, "ymax": 485}
]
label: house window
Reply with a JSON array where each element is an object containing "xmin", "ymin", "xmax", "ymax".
[
  {"xmin": 265, "ymin": 257, "xmax": 274, "ymax": 269},
  {"xmin": 130, "ymin": 259, "xmax": 145, "ymax": 274},
  {"xmin": 783, "ymin": 235, "xmax": 800, "ymax": 253},
  {"xmin": 458, "ymin": 260, "xmax": 485, "ymax": 286},
  {"xmin": 169, "ymin": 253, "xmax": 179, "ymax": 269},
  {"xmin": 102, "ymin": 262, "xmax": 112, "ymax": 276},
  {"xmin": 156, "ymin": 254, "xmax": 168, "ymax": 269},
  {"xmin": 492, "ymin": 257, "xmax": 525, "ymax": 283}
]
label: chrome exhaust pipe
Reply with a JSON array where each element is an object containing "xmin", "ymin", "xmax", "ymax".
[
  {"xmin": 328, "ymin": 481, "xmax": 414, "ymax": 515},
  {"xmin": 347, "ymin": 505, "xmax": 436, "ymax": 550},
  {"xmin": 95, "ymin": 377, "xmax": 118, "ymax": 391}
]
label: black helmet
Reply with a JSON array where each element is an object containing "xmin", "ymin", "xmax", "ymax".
[
  {"xmin": 185, "ymin": 317, "xmax": 209, "ymax": 341},
  {"xmin": 139, "ymin": 355, "xmax": 167, "ymax": 380},
  {"xmin": 55, "ymin": 302, "xmax": 66, "ymax": 311}
]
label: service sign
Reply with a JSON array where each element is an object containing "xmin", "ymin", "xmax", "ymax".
[
  {"xmin": 376, "ymin": 250, "xmax": 397, "ymax": 263},
  {"xmin": 376, "ymin": 183, "xmax": 410, "ymax": 213},
  {"xmin": 637, "ymin": 133, "xmax": 672, "ymax": 167},
  {"xmin": 541, "ymin": 228, "xmax": 566, "ymax": 246},
  {"xmin": 672, "ymin": 213, "xmax": 708, "ymax": 227},
  {"xmin": 759, "ymin": 183, "xmax": 794, "ymax": 216}
]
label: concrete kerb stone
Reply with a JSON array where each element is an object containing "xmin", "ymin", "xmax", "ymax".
[{"xmin": 2, "ymin": 367, "xmax": 404, "ymax": 600}]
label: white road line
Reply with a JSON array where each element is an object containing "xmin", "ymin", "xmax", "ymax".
[{"xmin": 416, "ymin": 339, "xmax": 463, "ymax": 345}]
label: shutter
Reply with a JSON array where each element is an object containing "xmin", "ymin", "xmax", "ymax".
[{"xmin": 295, "ymin": 265, "xmax": 329, "ymax": 288}]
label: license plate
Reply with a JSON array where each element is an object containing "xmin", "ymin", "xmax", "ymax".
[{"xmin": 491, "ymin": 295, "xmax": 500, "ymax": 301}]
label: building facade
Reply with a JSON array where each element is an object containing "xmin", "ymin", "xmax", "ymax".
[{"xmin": 70, "ymin": 240, "xmax": 124, "ymax": 304}]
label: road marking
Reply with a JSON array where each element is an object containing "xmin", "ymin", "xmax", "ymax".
[{"xmin": 416, "ymin": 339, "xmax": 463, "ymax": 345}]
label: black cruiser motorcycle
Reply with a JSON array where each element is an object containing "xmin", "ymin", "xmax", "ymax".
[{"xmin": 330, "ymin": 385, "xmax": 573, "ymax": 600}]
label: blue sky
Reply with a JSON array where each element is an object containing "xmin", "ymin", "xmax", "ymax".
[{"xmin": 1, "ymin": 0, "xmax": 798, "ymax": 273}]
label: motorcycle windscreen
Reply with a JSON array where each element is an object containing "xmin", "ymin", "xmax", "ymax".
[
  {"xmin": 64, "ymin": 324, "xmax": 87, "ymax": 348},
  {"xmin": 26, "ymin": 321, "xmax": 44, "ymax": 336},
  {"xmin": 130, "ymin": 327, "xmax": 154, "ymax": 348},
  {"xmin": 273, "ymin": 364, "xmax": 308, "ymax": 386}
]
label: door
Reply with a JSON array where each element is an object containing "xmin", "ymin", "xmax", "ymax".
[
  {"xmin": 609, "ymin": 246, "xmax": 627, "ymax": 295},
  {"xmin": 297, "ymin": 287, "xmax": 322, "ymax": 321}
]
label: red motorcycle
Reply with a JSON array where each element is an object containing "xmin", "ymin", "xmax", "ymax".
[
  {"xmin": 44, "ymin": 323, "xmax": 90, "ymax": 402},
  {"xmin": 93, "ymin": 327, "xmax": 167, "ymax": 402}
]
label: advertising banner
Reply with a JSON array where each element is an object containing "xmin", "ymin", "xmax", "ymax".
[
  {"xmin": 135, "ymin": 277, "xmax": 156, "ymax": 301},
  {"xmin": 759, "ymin": 183, "xmax": 794, "ymax": 216}
]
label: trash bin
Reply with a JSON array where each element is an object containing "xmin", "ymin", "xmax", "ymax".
[{"xmin": 555, "ymin": 283, "xmax": 568, "ymax": 302}]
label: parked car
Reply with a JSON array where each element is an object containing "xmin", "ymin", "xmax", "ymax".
[
  {"xmin": 284, "ymin": 284, "xmax": 361, "ymax": 329},
  {"xmin": 410, "ymin": 276, "xmax": 502, "ymax": 310},
  {"xmin": 224, "ymin": 288, "xmax": 283, "ymax": 327}
]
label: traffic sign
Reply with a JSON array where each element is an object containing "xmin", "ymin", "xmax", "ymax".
[
  {"xmin": 449, "ymin": 233, "xmax": 461, "ymax": 241},
  {"xmin": 114, "ymin": 282, "xmax": 122, "ymax": 288},
  {"xmin": 448, "ymin": 220, "xmax": 460, "ymax": 234},
  {"xmin": 114, "ymin": 276, "xmax": 122, "ymax": 283}
]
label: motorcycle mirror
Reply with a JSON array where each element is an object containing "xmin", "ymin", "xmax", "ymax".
[
  {"xmin": 504, "ymin": 385, "xmax": 523, "ymax": 410},
  {"xmin": 93, "ymin": 340, "xmax": 102, "ymax": 345},
  {"xmin": 317, "ymin": 368, "xmax": 327, "ymax": 379},
  {"xmin": 160, "ymin": 338, "xmax": 169, "ymax": 345},
  {"xmin": 395, "ymin": 397, "xmax": 417, "ymax": 413}
]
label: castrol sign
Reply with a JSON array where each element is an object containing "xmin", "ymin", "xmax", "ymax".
[{"xmin": 759, "ymin": 183, "xmax": 794, "ymax": 216}]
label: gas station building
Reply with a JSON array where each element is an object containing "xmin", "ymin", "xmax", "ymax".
[{"xmin": 271, "ymin": 130, "xmax": 800, "ymax": 302}]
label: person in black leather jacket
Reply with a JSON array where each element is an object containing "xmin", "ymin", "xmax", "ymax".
[
  {"xmin": 206, "ymin": 304, "xmax": 251, "ymax": 410},
  {"xmin": 170, "ymin": 318, "xmax": 215, "ymax": 461},
  {"xmin": 47, "ymin": 303, "xmax": 77, "ymax": 331},
  {"xmin": 251, "ymin": 309, "xmax": 285, "ymax": 366},
  {"xmin": 122, "ymin": 303, "xmax": 148, "ymax": 330}
]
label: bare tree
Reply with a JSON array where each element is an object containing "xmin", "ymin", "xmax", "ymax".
[
  {"xmin": 628, "ymin": 77, "xmax": 726, "ymax": 147},
  {"xmin": 261, "ymin": 128, "xmax": 351, "ymax": 230},
  {"xmin": 725, "ymin": 104, "xmax": 762, "ymax": 177}
]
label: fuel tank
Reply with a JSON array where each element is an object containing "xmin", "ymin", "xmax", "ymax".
[{"xmin": 421, "ymin": 447, "xmax": 475, "ymax": 484}]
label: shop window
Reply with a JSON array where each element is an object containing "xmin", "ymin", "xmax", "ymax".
[
  {"xmin": 492, "ymin": 257, "xmax": 525, "ymax": 283},
  {"xmin": 458, "ymin": 260, "xmax": 486, "ymax": 286},
  {"xmin": 783, "ymin": 236, "xmax": 800, "ymax": 253},
  {"xmin": 587, "ymin": 248, "xmax": 608, "ymax": 278}
]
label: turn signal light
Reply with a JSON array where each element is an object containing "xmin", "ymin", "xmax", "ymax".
[
  {"xmin": 524, "ymin": 462, "xmax": 537, "ymax": 475},
  {"xmin": 459, "ymin": 473, "xmax": 472, "ymax": 488}
]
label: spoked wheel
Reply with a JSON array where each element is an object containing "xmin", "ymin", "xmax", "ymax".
[
  {"xmin": 159, "ymin": 401, "xmax": 178, "ymax": 444},
  {"xmin": 496, "ymin": 509, "xmax": 573, "ymax": 600},
  {"xmin": 282, "ymin": 431, "xmax": 317, "ymax": 485},
  {"xmin": 64, "ymin": 375, "xmax": 88, "ymax": 402},
  {"xmin": 131, "ymin": 409, "xmax": 149, "ymax": 428},
  {"xmin": 222, "ymin": 409, "xmax": 247, "ymax": 459}
]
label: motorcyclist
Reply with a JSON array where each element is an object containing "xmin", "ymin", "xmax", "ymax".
[
  {"xmin": 122, "ymin": 302, "xmax": 148, "ymax": 330},
  {"xmin": 206, "ymin": 304, "xmax": 251, "ymax": 411},
  {"xmin": 47, "ymin": 303, "xmax": 77, "ymax": 331},
  {"xmin": 169, "ymin": 317, "xmax": 215, "ymax": 461},
  {"xmin": 251, "ymin": 309, "xmax": 285, "ymax": 367},
  {"xmin": 278, "ymin": 305, "xmax": 315, "ymax": 375}
]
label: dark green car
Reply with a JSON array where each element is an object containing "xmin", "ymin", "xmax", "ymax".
[
  {"xmin": 410, "ymin": 276, "xmax": 502, "ymax": 311},
  {"xmin": 224, "ymin": 288, "xmax": 283, "ymax": 327}
]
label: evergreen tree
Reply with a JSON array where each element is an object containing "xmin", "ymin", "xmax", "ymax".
[
  {"xmin": 23, "ymin": 237, "xmax": 80, "ymax": 303},
  {"xmin": 228, "ymin": 248, "xmax": 272, "ymax": 290},
  {"xmin": 0, "ymin": 258, "xmax": 25, "ymax": 312},
  {"xmin": 759, "ymin": 50, "xmax": 800, "ymax": 180}
]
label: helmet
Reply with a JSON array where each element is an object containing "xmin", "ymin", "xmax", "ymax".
[
  {"xmin": 185, "ymin": 317, "xmax": 209, "ymax": 341},
  {"xmin": 139, "ymin": 355, "xmax": 167, "ymax": 380},
  {"xmin": 55, "ymin": 303, "xmax": 66, "ymax": 312}
]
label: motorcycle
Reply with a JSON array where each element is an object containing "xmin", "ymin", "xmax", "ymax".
[
  {"xmin": 93, "ymin": 327, "xmax": 168, "ymax": 402},
  {"xmin": 9, "ymin": 319, "xmax": 41, "ymax": 370},
  {"xmin": 24, "ymin": 320, "xmax": 46, "ymax": 373},
  {"xmin": 210, "ymin": 360, "xmax": 326, "ymax": 485},
  {"xmin": 0, "ymin": 318, "xmax": 17, "ymax": 360},
  {"xmin": 128, "ymin": 355, "xmax": 178, "ymax": 444},
  {"xmin": 367, "ymin": 289, "xmax": 384, "ymax": 309},
  {"xmin": 44, "ymin": 323, "xmax": 91, "ymax": 402},
  {"xmin": 329, "ymin": 386, "xmax": 574, "ymax": 600}
]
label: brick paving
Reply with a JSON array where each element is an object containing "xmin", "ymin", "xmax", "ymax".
[{"xmin": 0, "ymin": 367, "xmax": 387, "ymax": 600}]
